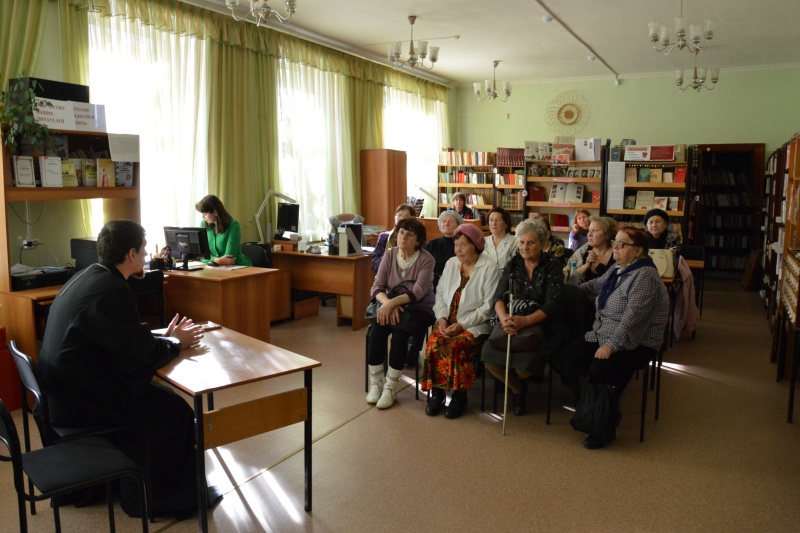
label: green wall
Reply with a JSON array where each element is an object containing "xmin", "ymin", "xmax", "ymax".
[{"xmin": 450, "ymin": 67, "xmax": 800, "ymax": 158}]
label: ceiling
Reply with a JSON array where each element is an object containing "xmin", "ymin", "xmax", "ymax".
[{"xmin": 184, "ymin": 0, "xmax": 800, "ymax": 86}]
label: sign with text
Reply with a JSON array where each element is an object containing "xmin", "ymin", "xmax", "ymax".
[
  {"xmin": 71, "ymin": 102, "xmax": 107, "ymax": 132},
  {"xmin": 33, "ymin": 98, "xmax": 76, "ymax": 130}
]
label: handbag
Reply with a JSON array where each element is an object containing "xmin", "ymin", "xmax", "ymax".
[
  {"xmin": 570, "ymin": 375, "xmax": 619, "ymax": 444},
  {"xmin": 489, "ymin": 322, "xmax": 544, "ymax": 352},
  {"xmin": 648, "ymin": 249, "xmax": 675, "ymax": 280},
  {"xmin": 364, "ymin": 280, "xmax": 420, "ymax": 333}
]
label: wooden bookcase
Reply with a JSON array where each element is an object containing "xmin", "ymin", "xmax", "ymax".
[
  {"xmin": 763, "ymin": 145, "xmax": 787, "ymax": 323},
  {"xmin": 0, "ymin": 129, "xmax": 141, "ymax": 356},
  {"xmin": 360, "ymin": 149, "xmax": 407, "ymax": 229}
]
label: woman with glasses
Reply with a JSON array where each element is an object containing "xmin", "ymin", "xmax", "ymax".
[
  {"xmin": 421, "ymin": 224, "xmax": 500, "ymax": 419},
  {"xmin": 552, "ymin": 227, "xmax": 669, "ymax": 449},
  {"xmin": 564, "ymin": 216, "xmax": 617, "ymax": 284},
  {"xmin": 366, "ymin": 218, "xmax": 436, "ymax": 409}
]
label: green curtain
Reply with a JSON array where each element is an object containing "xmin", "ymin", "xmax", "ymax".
[
  {"xmin": 60, "ymin": 0, "xmax": 90, "ymax": 84},
  {"xmin": 0, "ymin": 0, "xmax": 48, "ymax": 89}
]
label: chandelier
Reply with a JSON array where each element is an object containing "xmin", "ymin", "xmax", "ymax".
[
  {"xmin": 675, "ymin": 51, "xmax": 719, "ymax": 92},
  {"xmin": 389, "ymin": 16, "xmax": 440, "ymax": 71},
  {"xmin": 647, "ymin": 0, "xmax": 714, "ymax": 55},
  {"xmin": 474, "ymin": 61, "xmax": 511, "ymax": 102},
  {"xmin": 226, "ymin": 0, "xmax": 296, "ymax": 26}
]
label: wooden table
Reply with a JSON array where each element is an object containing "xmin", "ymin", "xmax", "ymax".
[
  {"xmin": 271, "ymin": 251, "xmax": 374, "ymax": 330},
  {"xmin": 157, "ymin": 327, "xmax": 321, "ymax": 533},
  {"xmin": 164, "ymin": 266, "xmax": 278, "ymax": 343}
]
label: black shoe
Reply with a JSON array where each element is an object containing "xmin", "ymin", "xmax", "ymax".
[
  {"xmin": 444, "ymin": 390, "xmax": 468, "ymax": 419},
  {"xmin": 426, "ymin": 388, "xmax": 445, "ymax": 416},
  {"xmin": 512, "ymin": 381, "xmax": 528, "ymax": 416},
  {"xmin": 582, "ymin": 435, "xmax": 607, "ymax": 449}
]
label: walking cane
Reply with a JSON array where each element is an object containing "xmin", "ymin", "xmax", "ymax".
[{"xmin": 502, "ymin": 294, "xmax": 513, "ymax": 435}]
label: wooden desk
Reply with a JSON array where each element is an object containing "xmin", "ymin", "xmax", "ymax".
[
  {"xmin": 164, "ymin": 267, "xmax": 277, "ymax": 343},
  {"xmin": 157, "ymin": 327, "xmax": 321, "ymax": 533},
  {"xmin": 271, "ymin": 251, "xmax": 374, "ymax": 330},
  {"xmin": 0, "ymin": 286, "xmax": 59, "ymax": 359}
]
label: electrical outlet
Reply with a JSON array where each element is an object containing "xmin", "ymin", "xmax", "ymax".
[{"xmin": 22, "ymin": 239, "xmax": 39, "ymax": 248}]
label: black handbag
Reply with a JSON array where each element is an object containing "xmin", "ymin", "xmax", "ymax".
[
  {"xmin": 570, "ymin": 375, "xmax": 619, "ymax": 444},
  {"xmin": 365, "ymin": 280, "xmax": 420, "ymax": 333}
]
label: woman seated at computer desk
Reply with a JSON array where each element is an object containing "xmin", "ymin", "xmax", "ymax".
[{"xmin": 196, "ymin": 195, "xmax": 252, "ymax": 266}]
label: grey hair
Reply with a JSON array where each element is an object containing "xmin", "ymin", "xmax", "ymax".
[
  {"xmin": 588, "ymin": 216, "xmax": 618, "ymax": 242},
  {"xmin": 515, "ymin": 218, "xmax": 548, "ymax": 245}
]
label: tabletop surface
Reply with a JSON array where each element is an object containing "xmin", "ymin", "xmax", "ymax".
[{"xmin": 156, "ymin": 327, "xmax": 320, "ymax": 396}]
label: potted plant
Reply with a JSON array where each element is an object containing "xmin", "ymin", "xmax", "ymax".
[{"xmin": 0, "ymin": 77, "xmax": 52, "ymax": 154}]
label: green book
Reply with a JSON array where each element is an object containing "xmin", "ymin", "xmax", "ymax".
[
  {"xmin": 61, "ymin": 159, "xmax": 79, "ymax": 187},
  {"xmin": 638, "ymin": 168, "xmax": 650, "ymax": 182}
]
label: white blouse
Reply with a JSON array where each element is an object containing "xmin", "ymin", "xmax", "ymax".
[{"xmin": 483, "ymin": 232, "xmax": 516, "ymax": 270}]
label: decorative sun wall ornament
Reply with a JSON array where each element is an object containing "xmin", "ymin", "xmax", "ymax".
[{"xmin": 545, "ymin": 91, "xmax": 591, "ymax": 136}]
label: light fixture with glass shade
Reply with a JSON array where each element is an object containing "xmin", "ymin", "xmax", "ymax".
[
  {"xmin": 389, "ymin": 16, "xmax": 441, "ymax": 71},
  {"xmin": 474, "ymin": 61, "xmax": 511, "ymax": 102},
  {"xmin": 675, "ymin": 52, "xmax": 719, "ymax": 92},
  {"xmin": 226, "ymin": 0, "xmax": 296, "ymax": 26},
  {"xmin": 255, "ymin": 190, "xmax": 298, "ymax": 243},
  {"xmin": 647, "ymin": 0, "xmax": 714, "ymax": 55}
]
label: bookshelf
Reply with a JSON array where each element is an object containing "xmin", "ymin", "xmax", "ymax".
[
  {"xmin": 525, "ymin": 158, "xmax": 604, "ymax": 235},
  {"xmin": 763, "ymin": 145, "xmax": 787, "ymax": 324},
  {"xmin": 0, "ymin": 129, "xmax": 141, "ymax": 356}
]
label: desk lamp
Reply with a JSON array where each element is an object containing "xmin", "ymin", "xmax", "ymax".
[{"xmin": 255, "ymin": 190, "xmax": 298, "ymax": 243}]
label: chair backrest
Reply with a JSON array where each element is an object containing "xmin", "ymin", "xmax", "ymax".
[
  {"xmin": 680, "ymin": 244, "xmax": 705, "ymax": 262},
  {"xmin": 0, "ymin": 399, "xmax": 25, "ymax": 491},
  {"xmin": 562, "ymin": 284, "xmax": 595, "ymax": 339},
  {"xmin": 241, "ymin": 243, "xmax": 270, "ymax": 267},
  {"xmin": 9, "ymin": 341, "xmax": 52, "ymax": 446}
]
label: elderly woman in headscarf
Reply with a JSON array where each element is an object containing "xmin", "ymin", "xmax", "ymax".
[
  {"xmin": 424, "ymin": 210, "xmax": 464, "ymax": 288},
  {"xmin": 422, "ymin": 224, "xmax": 500, "ymax": 419}
]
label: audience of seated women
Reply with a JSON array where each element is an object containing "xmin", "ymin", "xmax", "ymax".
[
  {"xmin": 565, "ymin": 216, "xmax": 617, "ymax": 284},
  {"xmin": 551, "ymin": 227, "xmax": 669, "ymax": 450},
  {"xmin": 568, "ymin": 209, "xmax": 591, "ymax": 251},
  {"xmin": 424, "ymin": 211, "xmax": 463, "ymax": 288},
  {"xmin": 534, "ymin": 216, "xmax": 567, "ymax": 266},
  {"xmin": 481, "ymin": 218, "xmax": 567, "ymax": 416},
  {"xmin": 371, "ymin": 203, "xmax": 416, "ymax": 273},
  {"xmin": 483, "ymin": 207, "xmax": 516, "ymax": 270},
  {"xmin": 422, "ymin": 224, "xmax": 500, "ymax": 419}
]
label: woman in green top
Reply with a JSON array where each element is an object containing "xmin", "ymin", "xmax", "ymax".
[{"xmin": 195, "ymin": 195, "xmax": 252, "ymax": 266}]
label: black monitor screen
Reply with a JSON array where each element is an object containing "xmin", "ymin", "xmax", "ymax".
[
  {"xmin": 277, "ymin": 203, "xmax": 299, "ymax": 234},
  {"xmin": 164, "ymin": 227, "xmax": 210, "ymax": 261}
]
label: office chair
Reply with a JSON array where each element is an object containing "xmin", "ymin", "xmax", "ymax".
[
  {"xmin": 241, "ymin": 243, "xmax": 271, "ymax": 267},
  {"xmin": 9, "ymin": 341, "xmax": 155, "ymax": 522},
  {"xmin": 0, "ymin": 399, "xmax": 149, "ymax": 533}
]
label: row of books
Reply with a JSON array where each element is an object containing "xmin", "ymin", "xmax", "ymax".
[
  {"xmin": 438, "ymin": 193, "xmax": 490, "ymax": 205},
  {"xmin": 707, "ymin": 255, "xmax": 749, "ymax": 269},
  {"xmin": 498, "ymin": 191, "xmax": 524, "ymax": 210},
  {"xmin": 558, "ymin": 167, "xmax": 602, "ymax": 179},
  {"xmin": 495, "ymin": 147, "xmax": 525, "ymax": 166},
  {"xmin": 439, "ymin": 150, "xmax": 495, "ymax": 166},
  {"xmin": 701, "ymin": 233, "xmax": 750, "ymax": 248},
  {"xmin": 704, "ymin": 168, "xmax": 750, "ymax": 187},
  {"xmin": 701, "ymin": 213, "xmax": 753, "ymax": 228},
  {"xmin": 528, "ymin": 165, "xmax": 598, "ymax": 178},
  {"xmin": 12, "ymin": 155, "xmax": 134, "ymax": 188},
  {"xmin": 527, "ymin": 185, "xmax": 601, "ymax": 204},
  {"xmin": 700, "ymin": 192, "xmax": 752, "ymax": 207},
  {"xmin": 496, "ymin": 171, "xmax": 525, "ymax": 186},
  {"xmin": 438, "ymin": 171, "xmax": 493, "ymax": 184},
  {"xmin": 624, "ymin": 192, "xmax": 683, "ymax": 211},
  {"xmin": 625, "ymin": 166, "xmax": 687, "ymax": 183},
  {"xmin": 509, "ymin": 212, "xmax": 525, "ymax": 227}
]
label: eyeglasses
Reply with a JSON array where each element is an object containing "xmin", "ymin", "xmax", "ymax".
[
  {"xmin": 397, "ymin": 229, "xmax": 416, "ymax": 239},
  {"xmin": 611, "ymin": 240, "xmax": 635, "ymax": 250}
]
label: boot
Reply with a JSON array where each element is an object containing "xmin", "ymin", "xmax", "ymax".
[
  {"xmin": 376, "ymin": 367, "xmax": 402, "ymax": 409},
  {"xmin": 366, "ymin": 365, "xmax": 384, "ymax": 404},
  {"xmin": 444, "ymin": 390, "xmax": 468, "ymax": 419}
]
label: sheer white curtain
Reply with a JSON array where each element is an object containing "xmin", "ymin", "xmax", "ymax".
[
  {"xmin": 383, "ymin": 88, "xmax": 449, "ymax": 218},
  {"xmin": 87, "ymin": 15, "xmax": 210, "ymax": 248},
  {"xmin": 275, "ymin": 58, "xmax": 353, "ymax": 241}
]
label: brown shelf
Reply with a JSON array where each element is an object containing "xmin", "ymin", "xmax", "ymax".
[
  {"xmin": 5, "ymin": 186, "xmax": 139, "ymax": 202},
  {"xmin": 607, "ymin": 209, "xmax": 684, "ymax": 216},
  {"xmin": 527, "ymin": 177, "xmax": 601, "ymax": 184},
  {"xmin": 621, "ymin": 182, "xmax": 686, "ymax": 190},
  {"xmin": 437, "ymin": 182, "xmax": 493, "ymax": 189},
  {"xmin": 527, "ymin": 201, "xmax": 600, "ymax": 209}
]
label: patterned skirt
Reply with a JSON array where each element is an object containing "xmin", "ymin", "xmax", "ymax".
[{"xmin": 421, "ymin": 330, "xmax": 483, "ymax": 392}]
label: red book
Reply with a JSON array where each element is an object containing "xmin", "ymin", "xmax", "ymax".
[
  {"xmin": 591, "ymin": 190, "xmax": 601, "ymax": 204},
  {"xmin": 674, "ymin": 167, "xmax": 687, "ymax": 183},
  {"xmin": 527, "ymin": 186, "xmax": 545, "ymax": 201}
]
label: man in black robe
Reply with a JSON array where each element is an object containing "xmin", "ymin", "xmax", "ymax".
[{"xmin": 39, "ymin": 219, "xmax": 217, "ymax": 519}]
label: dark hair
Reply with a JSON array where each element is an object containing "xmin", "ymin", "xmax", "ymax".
[
  {"xmin": 618, "ymin": 227, "xmax": 650, "ymax": 256},
  {"xmin": 97, "ymin": 220, "xmax": 146, "ymax": 264},
  {"xmin": 195, "ymin": 195, "xmax": 233, "ymax": 233},
  {"xmin": 395, "ymin": 203, "xmax": 416, "ymax": 217},
  {"xmin": 397, "ymin": 217, "xmax": 426, "ymax": 249},
  {"xmin": 453, "ymin": 191, "xmax": 467, "ymax": 202},
  {"xmin": 487, "ymin": 207, "xmax": 512, "ymax": 232}
]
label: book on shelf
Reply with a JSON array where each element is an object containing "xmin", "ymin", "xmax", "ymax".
[
  {"xmin": 653, "ymin": 196, "xmax": 668, "ymax": 210},
  {"xmin": 674, "ymin": 167, "xmax": 687, "ymax": 183},
  {"xmin": 663, "ymin": 171, "xmax": 674, "ymax": 183},
  {"xmin": 12, "ymin": 156, "xmax": 36, "ymax": 187},
  {"xmin": 71, "ymin": 158, "xmax": 84, "ymax": 186},
  {"xmin": 39, "ymin": 156, "xmax": 63, "ymax": 187},
  {"xmin": 565, "ymin": 183, "xmax": 585, "ymax": 203},
  {"xmin": 548, "ymin": 213, "xmax": 570, "ymax": 228},
  {"xmin": 46, "ymin": 134, "xmax": 69, "ymax": 158},
  {"xmin": 61, "ymin": 159, "xmax": 79, "ymax": 187},
  {"xmin": 638, "ymin": 168, "xmax": 650, "ymax": 182},
  {"xmin": 83, "ymin": 159, "xmax": 98, "ymax": 186},
  {"xmin": 527, "ymin": 186, "xmax": 546, "ymax": 202},
  {"xmin": 625, "ymin": 167, "xmax": 638, "ymax": 182},
  {"xmin": 624, "ymin": 195, "xmax": 636, "ymax": 209},
  {"xmin": 591, "ymin": 190, "xmax": 601, "ymax": 204},
  {"xmin": 635, "ymin": 190, "xmax": 655, "ymax": 210},
  {"xmin": 97, "ymin": 158, "xmax": 115, "ymax": 187},
  {"xmin": 115, "ymin": 162, "xmax": 135, "ymax": 186},
  {"xmin": 552, "ymin": 152, "xmax": 571, "ymax": 166},
  {"xmin": 549, "ymin": 183, "xmax": 567, "ymax": 202},
  {"xmin": 650, "ymin": 168, "xmax": 663, "ymax": 182},
  {"xmin": 575, "ymin": 138, "xmax": 601, "ymax": 161},
  {"xmin": 667, "ymin": 196, "xmax": 680, "ymax": 211}
]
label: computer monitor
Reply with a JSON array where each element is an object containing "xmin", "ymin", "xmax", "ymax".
[
  {"xmin": 276, "ymin": 202, "xmax": 300, "ymax": 236},
  {"xmin": 163, "ymin": 227, "xmax": 210, "ymax": 270}
]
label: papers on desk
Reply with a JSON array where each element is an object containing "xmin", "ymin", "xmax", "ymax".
[{"xmin": 209, "ymin": 264, "xmax": 247, "ymax": 270}]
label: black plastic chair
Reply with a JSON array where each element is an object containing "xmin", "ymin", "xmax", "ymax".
[
  {"xmin": 9, "ymin": 341, "xmax": 154, "ymax": 522},
  {"xmin": 241, "ymin": 243, "xmax": 272, "ymax": 267},
  {"xmin": 0, "ymin": 399, "xmax": 149, "ymax": 533}
]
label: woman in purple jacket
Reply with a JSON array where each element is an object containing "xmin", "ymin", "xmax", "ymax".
[{"xmin": 366, "ymin": 217, "xmax": 436, "ymax": 409}]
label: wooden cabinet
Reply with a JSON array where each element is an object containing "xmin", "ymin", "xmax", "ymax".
[
  {"xmin": 360, "ymin": 149, "xmax": 407, "ymax": 229},
  {"xmin": 0, "ymin": 129, "xmax": 141, "ymax": 357}
]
